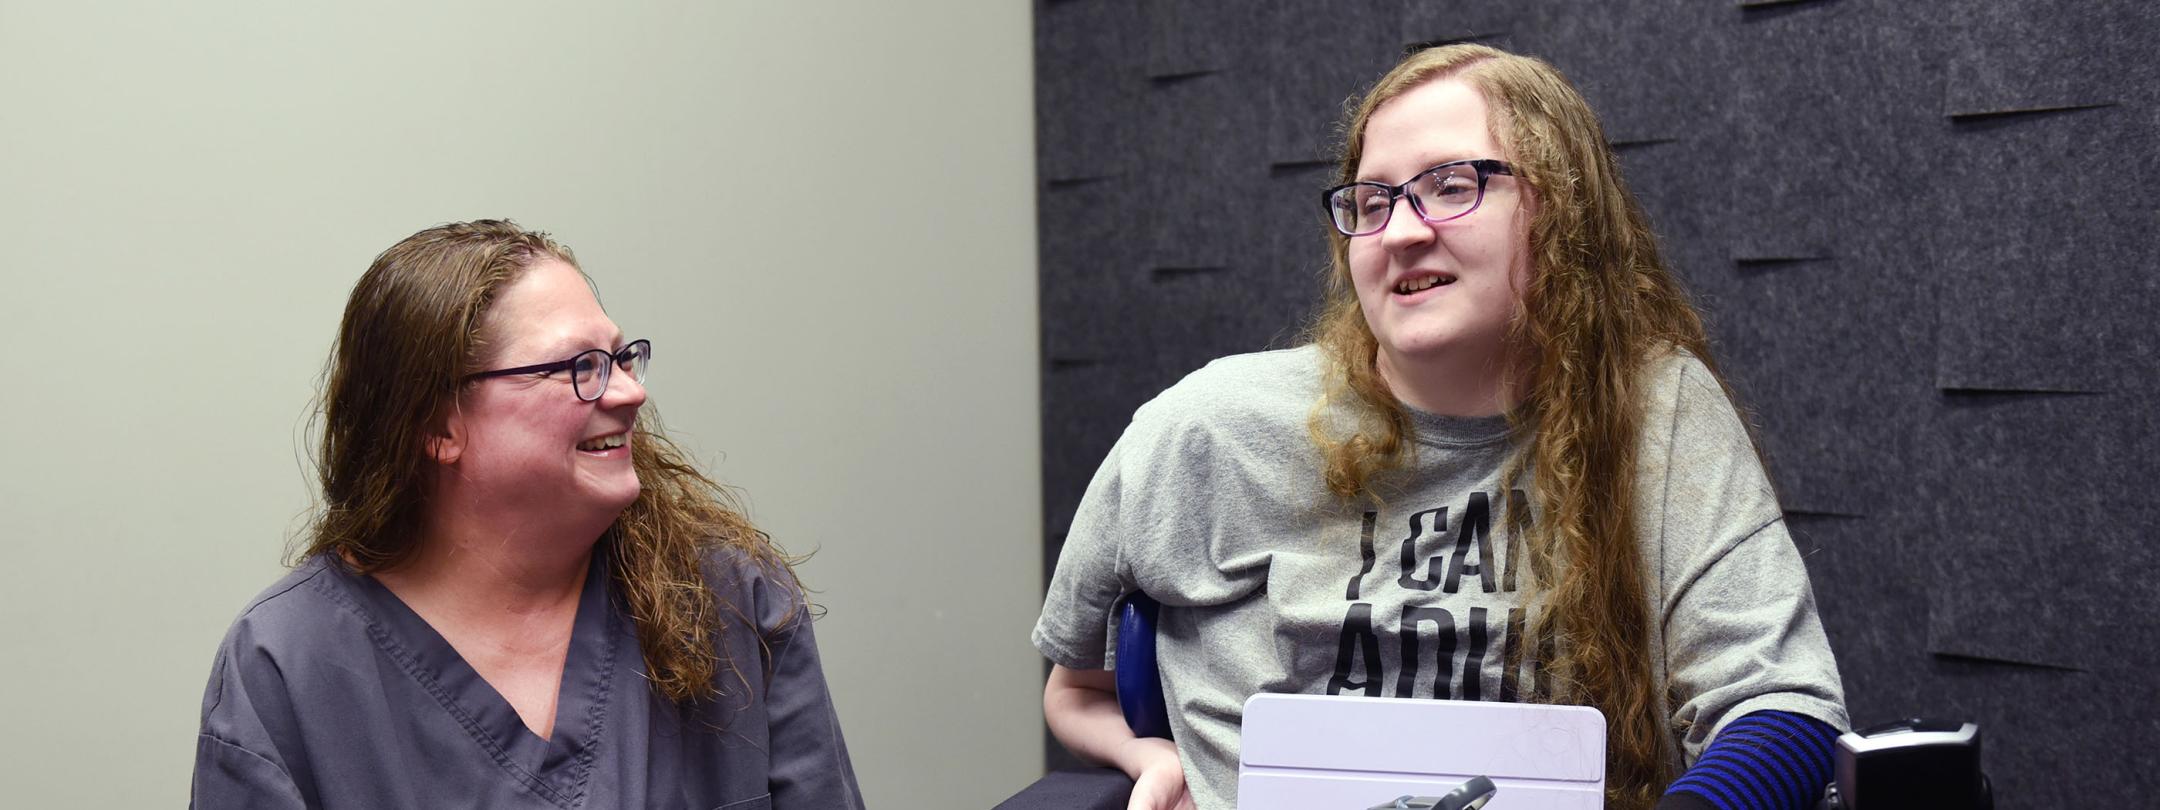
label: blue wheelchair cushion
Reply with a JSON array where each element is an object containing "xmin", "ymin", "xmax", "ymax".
[{"xmin": 1113, "ymin": 591, "xmax": 1173, "ymax": 740}]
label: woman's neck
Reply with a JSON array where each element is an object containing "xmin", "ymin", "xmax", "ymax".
[
  {"xmin": 375, "ymin": 504, "xmax": 604, "ymax": 624},
  {"xmin": 1376, "ymin": 346, "xmax": 1517, "ymax": 418}
]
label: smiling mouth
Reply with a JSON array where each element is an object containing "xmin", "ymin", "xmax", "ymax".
[
  {"xmin": 1394, "ymin": 274, "xmax": 1456, "ymax": 294},
  {"xmin": 577, "ymin": 433, "xmax": 627, "ymax": 452}
]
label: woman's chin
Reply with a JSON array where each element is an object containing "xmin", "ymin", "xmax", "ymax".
[
  {"xmin": 1380, "ymin": 333, "xmax": 1469, "ymax": 363},
  {"xmin": 577, "ymin": 475, "xmax": 644, "ymax": 515}
]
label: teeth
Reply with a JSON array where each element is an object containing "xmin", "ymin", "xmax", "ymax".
[
  {"xmin": 578, "ymin": 434, "xmax": 627, "ymax": 452},
  {"xmin": 1395, "ymin": 275, "xmax": 1447, "ymax": 294}
]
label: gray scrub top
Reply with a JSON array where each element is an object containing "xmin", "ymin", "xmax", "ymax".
[{"xmin": 191, "ymin": 549, "xmax": 863, "ymax": 810}]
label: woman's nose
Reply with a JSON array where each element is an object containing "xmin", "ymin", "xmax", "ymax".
[
  {"xmin": 1378, "ymin": 196, "xmax": 1436, "ymax": 252},
  {"xmin": 601, "ymin": 365, "xmax": 647, "ymax": 408}
]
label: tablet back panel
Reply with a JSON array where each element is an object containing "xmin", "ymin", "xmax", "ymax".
[{"xmin": 1237, "ymin": 694, "xmax": 1606, "ymax": 810}]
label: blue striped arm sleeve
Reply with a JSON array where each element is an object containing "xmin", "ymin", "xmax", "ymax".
[{"xmin": 1658, "ymin": 710, "xmax": 1838, "ymax": 810}]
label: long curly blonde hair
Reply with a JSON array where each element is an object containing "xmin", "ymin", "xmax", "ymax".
[
  {"xmin": 300, "ymin": 219, "xmax": 796, "ymax": 703},
  {"xmin": 1306, "ymin": 45, "xmax": 1739, "ymax": 809}
]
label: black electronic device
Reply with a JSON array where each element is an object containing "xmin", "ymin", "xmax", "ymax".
[
  {"xmin": 1817, "ymin": 719, "xmax": 1991, "ymax": 810},
  {"xmin": 1367, "ymin": 775, "xmax": 1496, "ymax": 810}
]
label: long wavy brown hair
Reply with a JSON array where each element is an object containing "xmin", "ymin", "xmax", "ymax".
[
  {"xmin": 1306, "ymin": 45, "xmax": 1741, "ymax": 808},
  {"xmin": 299, "ymin": 219, "xmax": 796, "ymax": 703}
]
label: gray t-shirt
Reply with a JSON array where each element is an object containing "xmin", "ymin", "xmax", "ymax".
[{"xmin": 1032, "ymin": 345, "xmax": 1847, "ymax": 810}]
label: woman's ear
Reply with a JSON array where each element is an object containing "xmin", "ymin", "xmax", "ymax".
[{"xmin": 427, "ymin": 406, "xmax": 464, "ymax": 465}]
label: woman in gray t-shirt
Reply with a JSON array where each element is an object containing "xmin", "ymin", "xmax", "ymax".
[{"xmin": 1034, "ymin": 44, "xmax": 1846, "ymax": 810}]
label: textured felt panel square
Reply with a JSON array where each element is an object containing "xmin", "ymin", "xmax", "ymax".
[
  {"xmin": 1898, "ymin": 659, "xmax": 2160, "ymax": 807},
  {"xmin": 1941, "ymin": 0, "xmax": 2160, "ymax": 117},
  {"xmin": 1916, "ymin": 391, "xmax": 2160, "ymax": 670},
  {"xmin": 1039, "ymin": 176, "xmax": 1149, "ymax": 362},
  {"xmin": 1144, "ymin": 0, "xmax": 1253, "ymax": 79},
  {"xmin": 1684, "ymin": 2, "xmax": 1948, "ymax": 514},
  {"xmin": 1719, "ymin": 0, "xmax": 1946, "ymax": 263},
  {"xmin": 1930, "ymin": 104, "xmax": 2160, "ymax": 394},
  {"xmin": 1528, "ymin": 0, "xmax": 1720, "ymax": 146},
  {"xmin": 1037, "ymin": 0, "xmax": 1147, "ymax": 182},
  {"xmin": 1259, "ymin": 0, "xmax": 1398, "ymax": 165},
  {"xmin": 1137, "ymin": 72, "xmax": 1271, "ymax": 271},
  {"xmin": 1709, "ymin": 248, "xmax": 1938, "ymax": 517},
  {"xmin": 1398, "ymin": 0, "xmax": 1539, "ymax": 51},
  {"xmin": 1263, "ymin": 162, "xmax": 1346, "ymax": 320}
]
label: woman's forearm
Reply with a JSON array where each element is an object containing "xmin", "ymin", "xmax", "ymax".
[{"xmin": 1043, "ymin": 664, "xmax": 1175, "ymax": 779}]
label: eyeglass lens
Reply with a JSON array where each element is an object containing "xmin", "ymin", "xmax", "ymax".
[
  {"xmin": 570, "ymin": 341, "xmax": 651, "ymax": 402},
  {"xmin": 1329, "ymin": 163, "xmax": 1487, "ymax": 236}
]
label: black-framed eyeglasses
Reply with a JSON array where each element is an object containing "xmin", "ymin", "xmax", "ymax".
[
  {"xmin": 463, "ymin": 339, "xmax": 652, "ymax": 402},
  {"xmin": 1321, "ymin": 158, "xmax": 1514, "ymax": 237}
]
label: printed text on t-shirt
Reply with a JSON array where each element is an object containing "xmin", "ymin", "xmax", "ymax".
[{"xmin": 1327, "ymin": 490, "xmax": 1543, "ymax": 701}]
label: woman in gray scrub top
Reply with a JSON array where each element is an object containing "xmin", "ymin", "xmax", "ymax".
[{"xmin": 192, "ymin": 220, "xmax": 864, "ymax": 809}]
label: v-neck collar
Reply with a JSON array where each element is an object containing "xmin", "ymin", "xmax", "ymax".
[{"xmin": 322, "ymin": 552, "xmax": 624, "ymax": 809}]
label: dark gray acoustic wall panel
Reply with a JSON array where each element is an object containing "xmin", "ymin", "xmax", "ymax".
[{"xmin": 1033, "ymin": 0, "xmax": 2160, "ymax": 802}]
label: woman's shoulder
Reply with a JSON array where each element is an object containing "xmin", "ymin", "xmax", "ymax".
[
  {"xmin": 1630, "ymin": 345, "xmax": 1782, "ymax": 548},
  {"xmin": 1132, "ymin": 345, "xmax": 1324, "ymax": 437},
  {"xmin": 1636, "ymin": 346, "xmax": 1749, "ymax": 438},
  {"xmin": 201, "ymin": 556, "xmax": 380, "ymax": 731},
  {"xmin": 1638, "ymin": 345, "xmax": 1720, "ymax": 394},
  {"xmin": 696, "ymin": 541, "xmax": 797, "ymax": 587},
  {"xmin": 695, "ymin": 541, "xmax": 810, "ymax": 634},
  {"xmin": 214, "ymin": 555, "xmax": 372, "ymax": 656}
]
